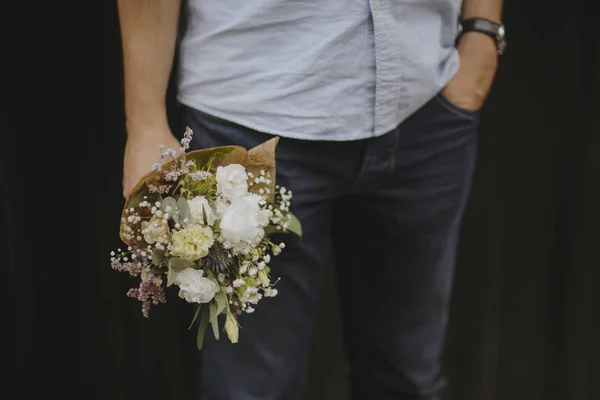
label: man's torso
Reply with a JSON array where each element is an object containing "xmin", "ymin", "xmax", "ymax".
[{"xmin": 177, "ymin": 0, "xmax": 463, "ymax": 141}]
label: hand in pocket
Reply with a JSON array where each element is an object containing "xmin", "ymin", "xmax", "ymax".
[{"xmin": 441, "ymin": 32, "xmax": 499, "ymax": 112}]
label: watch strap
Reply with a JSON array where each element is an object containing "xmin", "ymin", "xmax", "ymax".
[{"xmin": 459, "ymin": 18, "xmax": 506, "ymax": 55}]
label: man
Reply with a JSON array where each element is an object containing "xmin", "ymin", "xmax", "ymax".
[{"xmin": 117, "ymin": 1, "xmax": 504, "ymax": 399}]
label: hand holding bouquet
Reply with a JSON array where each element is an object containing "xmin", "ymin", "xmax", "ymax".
[{"xmin": 110, "ymin": 128, "xmax": 301, "ymax": 349}]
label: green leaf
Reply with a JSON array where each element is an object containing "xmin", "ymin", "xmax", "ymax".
[
  {"xmin": 264, "ymin": 214, "xmax": 302, "ymax": 238},
  {"xmin": 287, "ymin": 213, "xmax": 303, "ymax": 238},
  {"xmin": 204, "ymin": 269, "xmax": 217, "ymax": 280},
  {"xmin": 264, "ymin": 225, "xmax": 279, "ymax": 235},
  {"xmin": 180, "ymin": 187, "xmax": 190, "ymax": 200},
  {"xmin": 258, "ymin": 270, "xmax": 270, "ymax": 287},
  {"xmin": 188, "ymin": 304, "xmax": 202, "ymax": 329},
  {"xmin": 214, "ymin": 290, "xmax": 228, "ymax": 316},
  {"xmin": 196, "ymin": 308, "xmax": 210, "ymax": 350},
  {"xmin": 166, "ymin": 266, "xmax": 178, "ymax": 287},
  {"xmin": 177, "ymin": 196, "xmax": 191, "ymax": 223},
  {"xmin": 209, "ymin": 301, "xmax": 220, "ymax": 340},
  {"xmin": 128, "ymin": 184, "xmax": 150, "ymax": 208},
  {"xmin": 224, "ymin": 312, "xmax": 239, "ymax": 344},
  {"xmin": 168, "ymin": 257, "xmax": 195, "ymax": 271},
  {"xmin": 151, "ymin": 249, "xmax": 165, "ymax": 266},
  {"xmin": 161, "ymin": 196, "xmax": 178, "ymax": 212}
]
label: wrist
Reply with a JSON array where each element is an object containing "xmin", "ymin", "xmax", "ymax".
[
  {"xmin": 125, "ymin": 118, "xmax": 173, "ymax": 139},
  {"xmin": 124, "ymin": 97, "xmax": 170, "ymax": 134},
  {"xmin": 458, "ymin": 15, "xmax": 506, "ymax": 55},
  {"xmin": 457, "ymin": 31, "xmax": 498, "ymax": 58}
]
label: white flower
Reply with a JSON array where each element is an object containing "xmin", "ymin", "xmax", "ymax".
[
  {"xmin": 248, "ymin": 293, "xmax": 262, "ymax": 304},
  {"xmin": 219, "ymin": 194, "xmax": 270, "ymax": 251},
  {"xmin": 170, "ymin": 224, "xmax": 214, "ymax": 260},
  {"xmin": 232, "ymin": 279, "xmax": 245, "ymax": 288},
  {"xmin": 244, "ymin": 286, "xmax": 259, "ymax": 294},
  {"xmin": 214, "ymin": 197, "xmax": 230, "ymax": 219},
  {"xmin": 216, "ymin": 164, "xmax": 248, "ymax": 200},
  {"xmin": 140, "ymin": 216, "xmax": 170, "ymax": 244},
  {"xmin": 187, "ymin": 196, "xmax": 216, "ymax": 225},
  {"xmin": 239, "ymin": 262, "xmax": 249, "ymax": 274},
  {"xmin": 174, "ymin": 268, "xmax": 219, "ymax": 303}
]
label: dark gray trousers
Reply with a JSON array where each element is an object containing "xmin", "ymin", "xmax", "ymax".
[{"xmin": 181, "ymin": 93, "xmax": 478, "ymax": 400}]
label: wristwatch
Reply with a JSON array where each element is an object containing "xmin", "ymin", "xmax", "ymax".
[{"xmin": 458, "ymin": 18, "xmax": 506, "ymax": 55}]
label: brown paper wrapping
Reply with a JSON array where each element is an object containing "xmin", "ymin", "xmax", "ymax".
[{"xmin": 119, "ymin": 137, "xmax": 280, "ymax": 245}]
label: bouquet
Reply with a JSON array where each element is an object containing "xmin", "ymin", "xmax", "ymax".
[{"xmin": 110, "ymin": 128, "xmax": 302, "ymax": 349}]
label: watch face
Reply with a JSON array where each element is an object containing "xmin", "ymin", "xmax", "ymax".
[
  {"xmin": 498, "ymin": 25, "xmax": 506, "ymax": 39},
  {"xmin": 497, "ymin": 25, "xmax": 506, "ymax": 54}
]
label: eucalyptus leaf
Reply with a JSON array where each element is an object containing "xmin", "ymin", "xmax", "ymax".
[
  {"xmin": 151, "ymin": 249, "xmax": 165, "ymax": 266},
  {"xmin": 224, "ymin": 312, "xmax": 239, "ymax": 344},
  {"xmin": 166, "ymin": 265, "xmax": 178, "ymax": 287},
  {"xmin": 214, "ymin": 290, "xmax": 228, "ymax": 316},
  {"xmin": 287, "ymin": 213, "xmax": 303, "ymax": 238},
  {"xmin": 196, "ymin": 308, "xmax": 210, "ymax": 350},
  {"xmin": 168, "ymin": 257, "xmax": 195, "ymax": 271},
  {"xmin": 264, "ymin": 225, "xmax": 279, "ymax": 235},
  {"xmin": 188, "ymin": 304, "xmax": 202, "ymax": 330},
  {"xmin": 209, "ymin": 301, "xmax": 220, "ymax": 340},
  {"xmin": 161, "ymin": 196, "xmax": 179, "ymax": 224},
  {"xmin": 161, "ymin": 196, "xmax": 178, "ymax": 213},
  {"xmin": 177, "ymin": 197, "xmax": 191, "ymax": 224}
]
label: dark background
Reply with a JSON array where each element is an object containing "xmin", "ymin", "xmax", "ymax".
[{"xmin": 2, "ymin": 0, "xmax": 599, "ymax": 399}]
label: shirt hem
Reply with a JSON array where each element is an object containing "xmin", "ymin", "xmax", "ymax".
[{"xmin": 177, "ymin": 98, "xmax": 398, "ymax": 142}]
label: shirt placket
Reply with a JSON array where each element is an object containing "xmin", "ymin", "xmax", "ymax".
[{"xmin": 368, "ymin": 0, "xmax": 403, "ymax": 136}]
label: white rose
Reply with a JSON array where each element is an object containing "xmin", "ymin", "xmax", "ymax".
[
  {"xmin": 219, "ymin": 193, "xmax": 270, "ymax": 250},
  {"xmin": 170, "ymin": 224, "xmax": 214, "ymax": 260},
  {"xmin": 140, "ymin": 216, "xmax": 170, "ymax": 244},
  {"xmin": 187, "ymin": 196, "xmax": 216, "ymax": 225},
  {"xmin": 174, "ymin": 268, "xmax": 219, "ymax": 303},
  {"xmin": 216, "ymin": 164, "xmax": 248, "ymax": 200}
]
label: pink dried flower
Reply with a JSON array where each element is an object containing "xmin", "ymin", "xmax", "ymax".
[
  {"xmin": 111, "ymin": 259, "xmax": 142, "ymax": 276},
  {"xmin": 189, "ymin": 171, "xmax": 212, "ymax": 181},
  {"xmin": 165, "ymin": 170, "xmax": 180, "ymax": 181},
  {"xmin": 180, "ymin": 127, "xmax": 193, "ymax": 152},
  {"xmin": 127, "ymin": 267, "xmax": 167, "ymax": 318}
]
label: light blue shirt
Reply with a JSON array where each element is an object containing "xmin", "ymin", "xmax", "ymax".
[{"xmin": 177, "ymin": 0, "xmax": 462, "ymax": 141}]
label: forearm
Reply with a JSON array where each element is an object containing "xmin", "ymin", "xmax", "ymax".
[
  {"xmin": 117, "ymin": 0, "xmax": 182, "ymax": 136},
  {"xmin": 462, "ymin": 0, "xmax": 503, "ymax": 21},
  {"xmin": 443, "ymin": 0, "xmax": 503, "ymax": 111}
]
